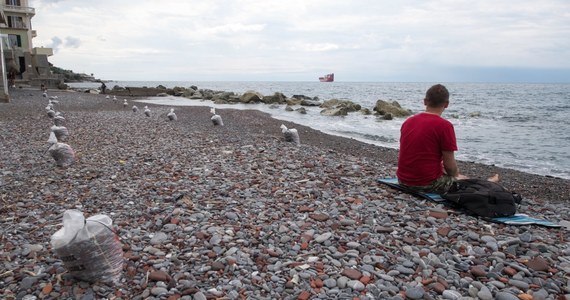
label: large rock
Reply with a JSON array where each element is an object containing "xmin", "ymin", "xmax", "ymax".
[
  {"xmin": 300, "ymin": 99, "xmax": 322, "ymax": 106},
  {"xmin": 262, "ymin": 92, "xmax": 287, "ymax": 104},
  {"xmin": 173, "ymin": 87, "xmax": 194, "ymax": 97},
  {"xmin": 320, "ymin": 107, "xmax": 348, "ymax": 116},
  {"xmin": 211, "ymin": 92, "xmax": 234, "ymax": 102},
  {"xmin": 373, "ymin": 100, "xmax": 411, "ymax": 117},
  {"xmin": 286, "ymin": 98, "xmax": 303, "ymax": 106},
  {"xmin": 321, "ymin": 99, "xmax": 361, "ymax": 112},
  {"xmin": 189, "ymin": 91, "xmax": 203, "ymax": 99},
  {"xmin": 288, "ymin": 95, "xmax": 317, "ymax": 106},
  {"xmin": 295, "ymin": 107, "xmax": 307, "ymax": 114},
  {"xmin": 240, "ymin": 90, "xmax": 264, "ymax": 103},
  {"xmin": 114, "ymin": 87, "xmax": 175, "ymax": 97}
]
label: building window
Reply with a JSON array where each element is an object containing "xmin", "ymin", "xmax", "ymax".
[
  {"xmin": 6, "ymin": 0, "xmax": 21, "ymax": 6},
  {"xmin": 8, "ymin": 34, "xmax": 21, "ymax": 47},
  {"xmin": 7, "ymin": 16, "xmax": 25, "ymax": 29}
]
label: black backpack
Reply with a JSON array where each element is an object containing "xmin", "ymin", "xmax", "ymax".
[{"xmin": 443, "ymin": 179, "xmax": 522, "ymax": 218}]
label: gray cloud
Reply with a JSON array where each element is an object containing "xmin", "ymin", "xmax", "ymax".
[
  {"xmin": 64, "ymin": 36, "xmax": 81, "ymax": 48},
  {"xmin": 47, "ymin": 36, "xmax": 63, "ymax": 52},
  {"xmin": 45, "ymin": 36, "xmax": 80, "ymax": 53},
  {"xmin": 29, "ymin": 0, "xmax": 570, "ymax": 81}
]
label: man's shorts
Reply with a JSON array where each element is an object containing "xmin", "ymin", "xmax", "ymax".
[{"xmin": 399, "ymin": 175, "xmax": 456, "ymax": 194}]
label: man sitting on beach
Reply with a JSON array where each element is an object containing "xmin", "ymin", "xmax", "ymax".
[{"xmin": 396, "ymin": 84, "xmax": 467, "ymax": 194}]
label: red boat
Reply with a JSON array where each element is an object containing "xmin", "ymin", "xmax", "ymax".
[{"xmin": 319, "ymin": 73, "xmax": 334, "ymax": 82}]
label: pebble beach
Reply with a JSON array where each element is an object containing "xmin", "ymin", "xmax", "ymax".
[{"xmin": 1, "ymin": 88, "xmax": 570, "ymax": 299}]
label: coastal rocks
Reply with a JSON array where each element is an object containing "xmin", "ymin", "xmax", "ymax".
[
  {"xmin": 262, "ymin": 92, "xmax": 287, "ymax": 104},
  {"xmin": 113, "ymin": 87, "xmax": 173, "ymax": 97},
  {"xmin": 102, "ymin": 84, "xmax": 416, "ymax": 120},
  {"xmin": 300, "ymin": 99, "xmax": 322, "ymax": 106},
  {"xmin": 320, "ymin": 98, "xmax": 361, "ymax": 112},
  {"xmin": 172, "ymin": 86, "xmax": 194, "ymax": 97},
  {"xmin": 295, "ymin": 107, "xmax": 307, "ymax": 114},
  {"xmin": 286, "ymin": 95, "xmax": 316, "ymax": 106},
  {"xmin": 320, "ymin": 107, "xmax": 348, "ymax": 116},
  {"xmin": 212, "ymin": 91, "xmax": 237, "ymax": 104},
  {"xmin": 373, "ymin": 99, "xmax": 411, "ymax": 117},
  {"xmin": 240, "ymin": 90, "xmax": 264, "ymax": 103}
]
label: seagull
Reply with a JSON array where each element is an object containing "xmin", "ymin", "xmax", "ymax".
[
  {"xmin": 42, "ymin": 92, "xmax": 48, "ymax": 98},
  {"xmin": 49, "ymin": 95, "xmax": 58, "ymax": 100},
  {"xmin": 123, "ymin": 99, "xmax": 128, "ymax": 108},
  {"xmin": 105, "ymin": 95, "xmax": 110, "ymax": 99},
  {"xmin": 47, "ymin": 132, "xmax": 75, "ymax": 167},
  {"xmin": 280, "ymin": 124, "xmax": 300, "ymax": 144},
  {"xmin": 144, "ymin": 106, "xmax": 151, "ymax": 117},
  {"xmin": 132, "ymin": 105, "xmax": 138, "ymax": 112},
  {"xmin": 167, "ymin": 108, "xmax": 177, "ymax": 121},
  {"xmin": 210, "ymin": 108, "xmax": 223, "ymax": 126},
  {"xmin": 113, "ymin": 95, "xmax": 117, "ymax": 102}
]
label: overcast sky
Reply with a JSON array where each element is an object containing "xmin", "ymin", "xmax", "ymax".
[{"xmin": 29, "ymin": 0, "xmax": 570, "ymax": 82}]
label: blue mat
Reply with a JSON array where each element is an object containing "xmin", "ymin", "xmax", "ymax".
[
  {"xmin": 377, "ymin": 178, "xmax": 446, "ymax": 202},
  {"xmin": 378, "ymin": 178, "xmax": 561, "ymax": 227}
]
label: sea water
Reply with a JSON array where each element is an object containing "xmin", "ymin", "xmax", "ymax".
[{"xmin": 69, "ymin": 81, "xmax": 570, "ymax": 179}]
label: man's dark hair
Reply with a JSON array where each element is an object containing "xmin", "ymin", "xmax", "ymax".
[{"xmin": 425, "ymin": 84, "xmax": 449, "ymax": 107}]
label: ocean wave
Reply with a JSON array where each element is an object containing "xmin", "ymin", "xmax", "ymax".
[{"xmin": 333, "ymin": 131, "xmax": 398, "ymax": 143}]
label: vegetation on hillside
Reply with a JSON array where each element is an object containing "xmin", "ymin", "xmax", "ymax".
[{"xmin": 50, "ymin": 66, "xmax": 98, "ymax": 82}]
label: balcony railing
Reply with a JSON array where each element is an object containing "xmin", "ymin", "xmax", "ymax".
[
  {"xmin": 33, "ymin": 47, "xmax": 53, "ymax": 56},
  {"xmin": 3, "ymin": 5, "xmax": 36, "ymax": 15}
]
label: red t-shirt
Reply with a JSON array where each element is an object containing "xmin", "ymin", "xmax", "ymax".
[{"xmin": 397, "ymin": 113, "xmax": 458, "ymax": 186}]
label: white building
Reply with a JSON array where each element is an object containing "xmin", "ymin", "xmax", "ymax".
[{"xmin": 0, "ymin": 0, "xmax": 62, "ymax": 102}]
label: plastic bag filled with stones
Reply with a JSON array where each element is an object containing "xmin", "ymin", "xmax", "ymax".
[
  {"xmin": 50, "ymin": 210, "xmax": 124, "ymax": 284},
  {"xmin": 53, "ymin": 114, "xmax": 65, "ymax": 126},
  {"xmin": 48, "ymin": 142, "xmax": 75, "ymax": 167},
  {"xmin": 280, "ymin": 124, "xmax": 300, "ymax": 145},
  {"xmin": 51, "ymin": 125, "xmax": 69, "ymax": 142}
]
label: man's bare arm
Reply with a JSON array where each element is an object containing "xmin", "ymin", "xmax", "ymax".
[{"xmin": 442, "ymin": 151, "xmax": 460, "ymax": 178}]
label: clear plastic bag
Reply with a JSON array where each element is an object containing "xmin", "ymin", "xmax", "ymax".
[
  {"xmin": 51, "ymin": 210, "xmax": 123, "ymax": 284},
  {"xmin": 167, "ymin": 108, "xmax": 177, "ymax": 121},
  {"xmin": 211, "ymin": 108, "xmax": 224, "ymax": 126},
  {"xmin": 51, "ymin": 125, "xmax": 69, "ymax": 142},
  {"xmin": 280, "ymin": 124, "xmax": 300, "ymax": 145},
  {"xmin": 48, "ymin": 142, "xmax": 75, "ymax": 167},
  {"xmin": 53, "ymin": 114, "xmax": 65, "ymax": 126}
]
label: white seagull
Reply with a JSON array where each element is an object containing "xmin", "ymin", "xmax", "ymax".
[
  {"xmin": 144, "ymin": 106, "xmax": 151, "ymax": 117},
  {"xmin": 280, "ymin": 124, "xmax": 300, "ymax": 145},
  {"xmin": 132, "ymin": 105, "xmax": 139, "ymax": 112},
  {"xmin": 123, "ymin": 99, "xmax": 128, "ymax": 108},
  {"xmin": 210, "ymin": 108, "xmax": 223, "ymax": 126},
  {"xmin": 167, "ymin": 108, "xmax": 177, "ymax": 121}
]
